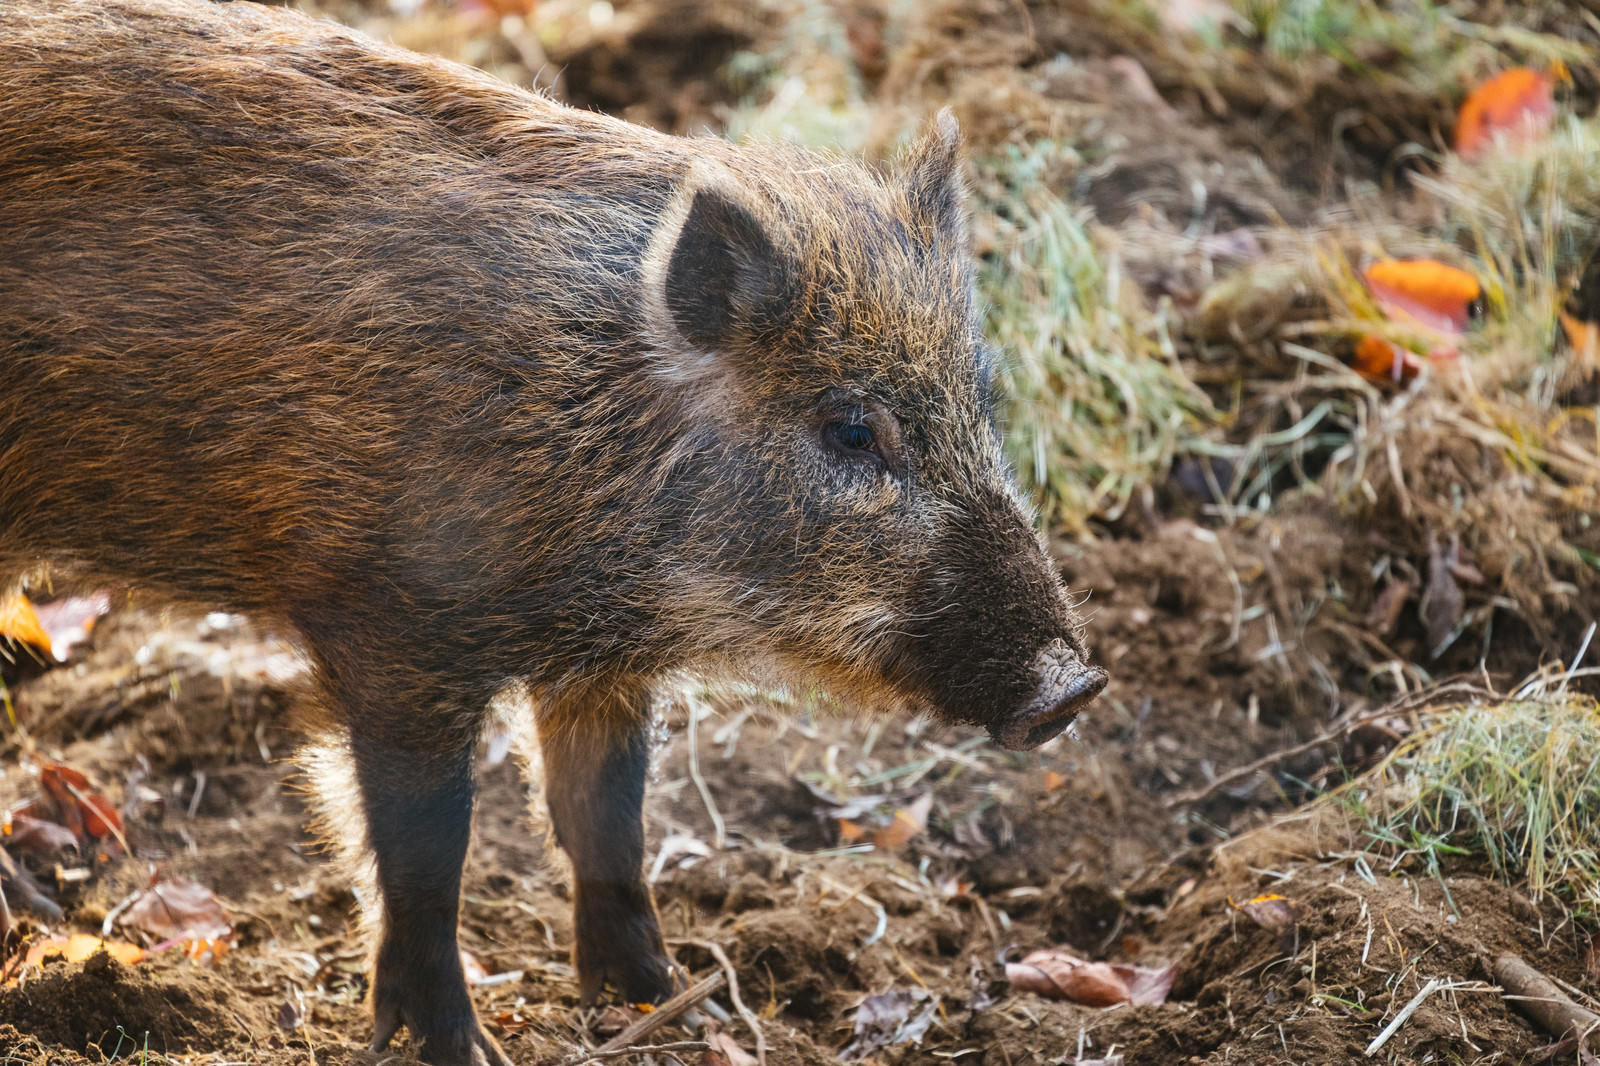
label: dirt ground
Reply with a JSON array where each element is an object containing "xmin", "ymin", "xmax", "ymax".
[
  {"xmin": 4, "ymin": 0, "xmax": 1599, "ymax": 1064},
  {"xmin": 2, "ymin": 518, "xmax": 1590, "ymax": 1065}
]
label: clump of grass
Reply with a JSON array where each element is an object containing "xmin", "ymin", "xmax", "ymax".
[
  {"xmin": 1239, "ymin": 0, "xmax": 1584, "ymax": 81},
  {"xmin": 975, "ymin": 141, "xmax": 1211, "ymax": 531},
  {"xmin": 1354, "ymin": 693, "xmax": 1600, "ymax": 904}
]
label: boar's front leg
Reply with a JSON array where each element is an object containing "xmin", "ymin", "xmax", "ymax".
[
  {"xmin": 345, "ymin": 693, "xmax": 508, "ymax": 1066},
  {"xmin": 539, "ymin": 694, "xmax": 676, "ymax": 1005}
]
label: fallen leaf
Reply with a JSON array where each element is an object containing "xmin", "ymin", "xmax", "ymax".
[
  {"xmin": 493, "ymin": 1010, "xmax": 532, "ymax": 1034},
  {"xmin": 1364, "ymin": 260, "xmax": 1481, "ymax": 335},
  {"xmin": 460, "ymin": 947, "xmax": 489, "ymax": 985},
  {"xmin": 0, "ymin": 593, "xmax": 52, "ymax": 660},
  {"xmin": 121, "ymin": 877, "xmax": 233, "ymax": 944},
  {"xmin": 1043, "ymin": 770, "xmax": 1068, "ymax": 792},
  {"xmin": 1421, "ymin": 533, "xmax": 1466, "ymax": 659},
  {"xmin": 3, "ymin": 812, "xmax": 79, "ymax": 855},
  {"xmin": 1008, "ymin": 954, "xmax": 1127, "ymax": 1006},
  {"xmin": 11, "ymin": 934, "xmax": 144, "ymax": 981},
  {"xmin": 702, "ymin": 1028, "xmax": 758, "ymax": 1066},
  {"xmin": 875, "ymin": 792, "xmax": 933, "ymax": 850},
  {"xmin": 1456, "ymin": 67, "xmax": 1558, "ymax": 161},
  {"xmin": 1561, "ymin": 311, "xmax": 1600, "ymax": 371},
  {"xmin": 1232, "ymin": 894, "xmax": 1302, "ymax": 937},
  {"xmin": 34, "ymin": 761, "xmax": 124, "ymax": 853},
  {"xmin": 28, "ymin": 593, "xmax": 110, "ymax": 662},
  {"xmin": 1365, "ymin": 579, "xmax": 1413, "ymax": 636},
  {"xmin": 839, "ymin": 988, "xmax": 940, "ymax": 1060},
  {"xmin": 1006, "ymin": 948, "xmax": 1177, "ymax": 1007},
  {"xmin": 1351, "ymin": 336, "xmax": 1423, "ymax": 386},
  {"xmin": 276, "ymin": 995, "xmax": 305, "ymax": 1031}
]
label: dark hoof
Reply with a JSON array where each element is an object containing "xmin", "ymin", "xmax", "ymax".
[
  {"xmin": 372, "ymin": 976, "xmax": 511, "ymax": 1066},
  {"xmin": 576, "ymin": 937, "xmax": 678, "ymax": 1006}
]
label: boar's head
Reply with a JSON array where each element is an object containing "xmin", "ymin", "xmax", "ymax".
[{"xmin": 639, "ymin": 111, "xmax": 1106, "ymax": 749}]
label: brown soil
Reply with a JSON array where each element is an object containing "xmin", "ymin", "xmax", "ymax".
[{"xmin": 0, "ymin": 506, "xmax": 1582, "ymax": 1065}]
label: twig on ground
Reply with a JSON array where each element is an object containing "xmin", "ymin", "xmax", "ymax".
[
  {"xmin": 685, "ymin": 692, "xmax": 726, "ymax": 849},
  {"xmin": 1168, "ymin": 679, "xmax": 1500, "ymax": 810},
  {"xmin": 559, "ymin": 1041, "xmax": 710, "ymax": 1065},
  {"xmin": 671, "ymin": 937, "xmax": 768, "ymax": 1066},
  {"xmin": 1495, "ymin": 954, "xmax": 1600, "ymax": 1044},
  {"xmin": 1366, "ymin": 977, "xmax": 1444, "ymax": 1056},
  {"xmin": 560, "ymin": 971, "xmax": 726, "ymax": 1066},
  {"xmin": 1167, "ymin": 707, "xmax": 1404, "ymax": 809}
]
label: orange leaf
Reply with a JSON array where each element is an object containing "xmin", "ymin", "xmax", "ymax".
[
  {"xmin": 1352, "ymin": 336, "xmax": 1423, "ymax": 386},
  {"xmin": 837, "ymin": 818, "xmax": 866, "ymax": 843},
  {"xmin": 14, "ymin": 934, "xmax": 144, "ymax": 980},
  {"xmin": 0, "ymin": 593, "xmax": 52, "ymax": 659},
  {"xmin": 36, "ymin": 761, "xmax": 123, "ymax": 848},
  {"xmin": 873, "ymin": 793, "xmax": 932, "ymax": 850},
  {"xmin": 1042, "ymin": 770, "xmax": 1068, "ymax": 792},
  {"xmin": 1456, "ymin": 67, "xmax": 1557, "ymax": 161},
  {"xmin": 1561, "ymin": 311, "xmax": 1600, "ymax": 372},
  {"xmin": 1364, "ymin": 260, "xmax": 1481, "ymax": 334}
]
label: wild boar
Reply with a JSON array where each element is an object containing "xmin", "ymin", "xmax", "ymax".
[{"xmin": 0, "ymin": 1, "xmax": 1108, "ymax": 1062}]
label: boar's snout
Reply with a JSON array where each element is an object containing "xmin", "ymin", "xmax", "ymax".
[{"xmin": 989, "ymin": 639, "xmax": 1109, "ymax": 750}]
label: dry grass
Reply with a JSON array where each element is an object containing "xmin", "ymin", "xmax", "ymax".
[
  {"xmin": 973, "ymin": 142, "xmax": 1209, "ymax": 531},
  {"xmin": 1349, "ymin": 682, "xmax": 1600, "ymax": 905}
]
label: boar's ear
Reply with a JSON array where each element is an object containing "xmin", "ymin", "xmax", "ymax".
[
  {"xmin": 645, "ymin": 164, "xmax": 794, "ymax": 363},
  {"xmin": 902, "ymin": 108, "xmax": 968, "ymax": 245}
]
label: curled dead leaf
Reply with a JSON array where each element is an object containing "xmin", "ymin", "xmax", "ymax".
[
  {"xmin": 1005, "ymin": 948, "xmax": 1177, "ymax": 1007},
  {"xmin": 121, "ymin": 876, "xmax": 233, "ymax": 947},
  {"xmin": 1231, "ymin": 894, "xmax": 1302, "ymax": 937}
]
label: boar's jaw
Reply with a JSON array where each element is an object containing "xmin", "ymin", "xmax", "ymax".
[{"xmin": 987, "ymin": 639, "xmax": 1109, "ymax": 751}]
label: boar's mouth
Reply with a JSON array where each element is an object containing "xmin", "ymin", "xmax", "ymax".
[{"xmin": 987, "ymin": 659, "xmax": 1109, "ymax": 751}]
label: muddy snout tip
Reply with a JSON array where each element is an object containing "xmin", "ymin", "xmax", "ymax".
[{"xmin": 989, "ymin": 645, "xmax": 1110, "ymax": 751}]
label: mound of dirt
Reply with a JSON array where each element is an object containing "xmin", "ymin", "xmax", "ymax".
[{"xmin": 0, "ymin": 951, "xmax": 242, "ymax": 1057}]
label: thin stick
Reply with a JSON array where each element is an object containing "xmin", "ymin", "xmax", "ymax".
[
  {"xmin": 1366, "ymin": 978, "xmax": 1443, "ymax": 1056},
  {"xmin": 672, "ymin": 937, "xmax": 767, "ymax": 1066},
  {"xmin": 685, "ymin": 693, "xmax": 725, "ymax": 849},
  {"xmin": 561, "ymin": 971, "xmax": 725, "ymax": 1066},
  {"xmin": 1166, "ymin": 704, "xmax": 1418, "ymax": 809},
  {"xmin": 560, "ymin": 1041, "xmax": 709, "ymax": 1064}
]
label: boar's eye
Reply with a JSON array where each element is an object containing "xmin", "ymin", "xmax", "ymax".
[
  {"xmin": 818, "ymin": 396, "xmax": 906, "ymax": 478},
  {"xmin": 824, "ymin": 421, "xmax": 883, "ymax": 470},
  {"xmin": 829, "ymin": 422, "xmax": 875, "ymax": 452}
]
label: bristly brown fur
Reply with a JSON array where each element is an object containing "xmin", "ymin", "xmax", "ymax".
[{"xmin": 0, "ymin": 2, "xmax": 1105, "ymax": 1063}]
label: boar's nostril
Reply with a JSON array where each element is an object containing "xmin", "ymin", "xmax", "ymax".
[{"xmin": 987, "ymin": 645, "xmax": 1109, "ymax": 752}]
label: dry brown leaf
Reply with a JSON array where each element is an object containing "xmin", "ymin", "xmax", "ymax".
[
  {"xmin": 875, "ymin": 792, "xmax": 933, "ymax": 850},
  {"xmin": 1365, "ymin": 579, "xmax": 1413, "ymax": 636},
  {"xmin": 121, "ymin": 876, "xmax": 232, "ymax": 944},
  {"xmin": 702, "ymin": 1029, "xmax": 758, "ymax": 1066},
  {"xmin": 1232, "ymin": 894, "xmax": 1302, "ymax": 937},
  {"xmin": 1006, "ymin": 948, "xmax": 1178, "ymax": 1007},
  {"xmin": 3, "ymin": 812, "xmax": 79, "ymax": 854},
  {"xmin": 1421, "ymin": 533, "xmax": 1466, "ymax": 658}
]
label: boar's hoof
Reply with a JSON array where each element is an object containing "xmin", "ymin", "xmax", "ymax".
[
  {"xmin": 576, "ymin": 929, "xmax": 678, "ymax": 1006},
  {"xmin": 989, "ymin": 641, "xmax": 1109, "ymax": 751},
  {"xmin": 371, "ymin": 981, "xmax": 511, "ymax": 1066}
]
